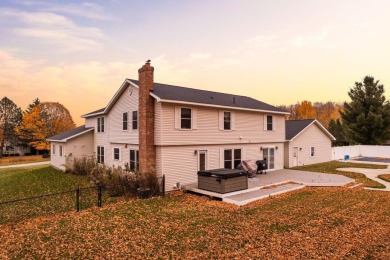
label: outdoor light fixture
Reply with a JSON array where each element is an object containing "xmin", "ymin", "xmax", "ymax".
[
  {"xmin": 260, "ymin": 147, "xmax": 263, "ymax": 151},
  {"xmin": 299, "ymin": 147, "xmax": 302, "ymax": 151},
  {"xmin": 276, "ymin": 146, "xmax": 278, "ymax": 150},
  {"xmin": 194, "ymin": 150, "xmax": 198, "ymax": 155}
]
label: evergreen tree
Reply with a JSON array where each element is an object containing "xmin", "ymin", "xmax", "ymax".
[
  {"xmin": 0, "ymin": 97, "xmax": 22, "ymax": 158},
  {"xmin": 328, "ymin": 119, "xmax": 348, "ymax": 146},
  {"xmin": 25, "ymin": 98, "xmax": 40, "ymax": 114},
  {"xmin": 340, "ymin": 76, "xmax": 390, "ymax": 145}
]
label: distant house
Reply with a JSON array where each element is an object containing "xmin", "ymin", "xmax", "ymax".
[
  {"xmin": 1, "ymin": 141, "xmax": 30, "ymax": 156},
  {"xmin": 284, "ymin": 119, "xmax": 335, "ymax": 168},
  {"xmin": 48, "ymin": 61, "xmax": 291, "ymax": 190}
]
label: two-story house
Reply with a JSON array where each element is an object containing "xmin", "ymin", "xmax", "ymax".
[{"xmin": 48, "ymin": 61, "xmax": 290, "ymax": 191}]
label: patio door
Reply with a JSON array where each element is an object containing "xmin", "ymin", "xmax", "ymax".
[
  {"xmin": 198, "ymin": 150, "xmax": 207, "ymax": 171},
  {"xmin": 293, "ymin": 147, "xmax": 298, "ymax": 167},
  {"xmin": 263, "ymin": 147, "xmax": 275, "ymax": 170}
]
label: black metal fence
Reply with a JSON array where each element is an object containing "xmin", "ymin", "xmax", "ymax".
[{"xmin": 0, "ymin": 175, "xmax": 165, "ymax": 225}]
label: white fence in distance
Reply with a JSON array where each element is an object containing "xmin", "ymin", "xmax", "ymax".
[{"xmin": 332, "ymin": 145, "xmax": 390, "ymax": 160}]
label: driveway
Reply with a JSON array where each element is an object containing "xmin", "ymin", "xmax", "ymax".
[{"xmin": 0, "ymin": 161, "xmax": 50, "ymax": 169}]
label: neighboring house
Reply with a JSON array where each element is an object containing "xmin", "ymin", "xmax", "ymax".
[
  {"xmin": 284, "ymin": 119, "xmax": 335, "ymax": 168},
  {"xmin": 1, "ymin": 141, "xmax": 31, "ymax": 156},
  {"xmin": 48, "ymin": 61, "xmax": 289, "ymax": 190}
]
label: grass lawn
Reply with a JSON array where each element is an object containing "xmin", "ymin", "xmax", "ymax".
[
  {"xmin": 0, "ymin": 155, "xmax": 50, "ymax": 166},
  {"xmin": 293, "ymin": 161, "xmax": 387, "ymax": 188},
  {"xmin": 378, "ymin": 174, "xmax": 390, "ymax": 183},
  {"xmin": 0, "ymin": 188, "xmax": 389, "ymax": 258},
  {"xmin": 0, "ymin": 166, "xmax": 97, "ymax": 224}
]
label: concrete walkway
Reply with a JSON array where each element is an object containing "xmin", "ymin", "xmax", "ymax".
[
  {"xmin": 0, "ymin": 161, "xmax": 50, "ymax": 169},
  {"xmin": 337, "ymin": 164, "xmax": 390, "ymax": 191}
]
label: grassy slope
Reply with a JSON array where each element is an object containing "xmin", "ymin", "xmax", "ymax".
[
  {"xmin": 378, "ymin": 174, "xmax": 390, "ymax": 183},
  {"xmin": 0, "ymin": 155, "xmax": 50, "ymax": 166},
  {"xmin": 293, "ymin": 161, "xmax": 387, "ymax": 188},
  {"xmin": 0, "ymin": 189, "xmax": 389, "ymax": 259}
]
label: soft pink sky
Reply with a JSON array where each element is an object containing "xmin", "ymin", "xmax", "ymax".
[{"xmin": 1, "ymin": 0, "xmax": 390, "ymax": 125}]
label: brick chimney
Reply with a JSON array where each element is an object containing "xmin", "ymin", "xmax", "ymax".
[{"xmin": 138, "ymin": 60, "xmax": 156, "ymax": 174}]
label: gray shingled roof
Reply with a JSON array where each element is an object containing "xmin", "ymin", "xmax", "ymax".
[
  {"xmin": 285, "ymin": 119, "xmax": 315, "ymax": 141},
  {"xmin": 82, "ymin": 107, "xmax": 105, "ymax": 117},
  {"xmin": 129, "ymin": 79, "xmax": 286, "ymax": 113},
  {"xmin": 47, "ymin": 125, "xmax": 94, "ymax": 142}
]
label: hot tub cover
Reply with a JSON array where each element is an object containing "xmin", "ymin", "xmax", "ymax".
[{"xmin": 197, "ymin": 168, "xmax": 248, "ymax": 178}]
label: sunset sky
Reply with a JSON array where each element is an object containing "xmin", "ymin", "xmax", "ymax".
[{"xmin": 1, "ymin": 0, "xmax": 390, "ymax": 125}]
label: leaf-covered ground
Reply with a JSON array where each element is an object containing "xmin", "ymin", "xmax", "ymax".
[
  {"xmin": 293, "ymin": 161, "xmax": 387, "ymax": 188},
  {"xmin": 0, "ymin": 155, "xmax": 50, "ymax": 166},
  {"xmin": 1, "ymin": 187, "xmax": 389, "ymax": 259},
  {"xmin": 378, "ymin": 174, "xmax": 390, "ymax": 183}
]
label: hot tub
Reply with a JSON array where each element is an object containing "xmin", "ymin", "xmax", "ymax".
[{"xmin": 197, "ymin": 168, "xmax": 248, "ymax": 194}]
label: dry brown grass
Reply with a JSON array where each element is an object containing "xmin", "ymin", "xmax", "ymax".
[{"xmin": 0, "ymin": 155, "xmax": 49, "ymax": 166}]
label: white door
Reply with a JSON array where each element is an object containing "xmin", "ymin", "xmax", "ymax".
[
  {"xmin": 293, "ymin": 147, "xmax": 298, "ymax": 167},
  {"xmin": 198, "ymin": 150, "xmax": 207, "ymax": 171},
  {"xmin": 263, "ymin": 148, "xmax": 275, "ymax": 170}
]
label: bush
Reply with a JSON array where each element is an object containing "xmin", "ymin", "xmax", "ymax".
[{"xmin": 64, "ymin": 156, "xmax": 161, "ymax": 197}]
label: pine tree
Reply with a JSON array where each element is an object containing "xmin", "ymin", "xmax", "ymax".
[
  {"xmin": 328, "ymin": 119, "xmax": 348, "ymax": 146},
  {"xmin": 340, "ymin": 76, "xmax": 390, "ymax": 145}
]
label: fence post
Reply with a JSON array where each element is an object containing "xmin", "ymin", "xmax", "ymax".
[
  {"xmin": 76, "ymin": 187, "xmax": 80, "ymax": 212},
  {"xmin": 162, "ymin": 175, "xmax": 165, "ymax": 196},
  {"xmin": 97, "ymin": 185, "xmax": 102, "ymax": 207}
]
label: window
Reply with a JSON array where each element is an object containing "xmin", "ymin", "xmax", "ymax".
[
  {"xmin": 123, "ymin": 112, "xmax": 128, "ymax": 130},
  {"xmin": 263, "ymin": 147, "xmax": 275, "ymax": 170},
  {"xmin": 310, "ymin": 147, "xmax": 315, "ymax": 157},
  {"xmin": 224, "ymin": 112, "xmax": 231, "ymax": 130},
  {"xmin": 113, "ymin": 148, "xmax": 120, "ymax": 160},
  {"xmin": 59, "ymin": 145, "xmax": 63, "ymax": 157},
  {"xmin": 97, "ymin": 117, "xmax": 105, "ymax": 132},
  {"xmin": 97, "ymin": 146, "xmax": 104, "ymax": 164},
  {"xmin": 266, "ymin": 115, "xmax": 273, "ymax": 131},
  {"xmin": 130, "ymin": 149, "xmax": 139, "ymax": 171},
  {"xmin": 132, "ymin": 111, "xmax": 138, "ymax": 130},
  {"xmin": 52, "ymin": 144, "xmax": 56, "ymax": 155},
  {"xmin": 224, "ymin": 149, "xmax": 242, "ymax": 169},
  {"xmin": 198, "ymin": 150, "xmax": 207, "ymax": 171},
  {"xmin": 181, "ymin": 108, "xmax": 192, "ymax": 129}
]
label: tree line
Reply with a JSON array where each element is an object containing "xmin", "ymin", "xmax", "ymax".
[
  {"xmin": 278, "ymin": 76, "xmax": 390, "ymax": 146},
  {"xmin": 0, "ymin": 98, "xmax": 75, "ymax": 158}
]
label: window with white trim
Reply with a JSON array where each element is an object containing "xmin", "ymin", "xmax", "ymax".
[
  {"xmin": 130, "ymin": 149, "xmax": 139, "ymax": 171},
  {"xmin": 266, "ymin": 115, "xmax": 273, "ymax": 131},
  {"xmin": 123, "ymin": 112, "xmax": 128, "ymax": 130},
  {"xmin": 224, "ymin": 148, "xmax": 242, "ymax": 169},
  {"xmin": 113, "ymin": 148, "xmax": 120, "ymax": 161},
  {"xmin": 97, "ymin": 146, "xmax": 104, "ymax": 164},
  {"xmin": 224, "ymin": 112, "xmax": 231, "ymax": 130},
  {"xmin": 310, "ymin": 147, "xmax": 315, "ymax": 157},
  {"xmin": 97, "ymin": 117, "xmax": 105, "ymax": 132},
  {"xmin": 132, "ymin": 111, "xmax": 138, "ymax": 130},
  {"xmin": 59, "ymin": 145, "xmax": 63, "ymax": 157},
  {"xmin": 52, "ymin": 144, "xmax": 56, "ymax": 155},
  {"xmin": 181, "ymin": 108, "xmax": 192, "ymax": 129}
]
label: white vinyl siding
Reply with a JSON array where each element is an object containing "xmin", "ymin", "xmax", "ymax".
[
  {"xmin": 158, "ymin": 103, "xmax": 285, "ymax": 146},
  {"xmin": 286, "ymin": 124, "xmax": 332, "ymax": 167}
]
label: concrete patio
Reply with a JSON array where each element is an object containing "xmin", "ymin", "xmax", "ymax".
[{"xmin": 183, "ymin": 169, "xmax": 354, "ymax": 206}]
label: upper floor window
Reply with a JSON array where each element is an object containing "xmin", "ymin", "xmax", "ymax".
[
  {"xmin": 224, "ymin": 148, "xmax": 241, "ymax": 169},
  {"xmin": 181, "ymin": 108, "xmax": 192, "ymax": 129},
  {"xmin": 113, "ymin": 148, "xmax": 120, "ymax": 160},
  {"xmin": 224, "ymin": 112, "xmax": 231, "ymax": 130},
  {"xmin": 310, "ymin": 147, "xmax": 315, "ymax": 157},
  {"xmin": 97, "ymin": 117, "xmax": 105, "ymax": 132},
  {"xmin": 97, "ymin": 146, "xmax": 104, "ymax": 164},
  {"xmin": 265, "ymin": 115, "xmax": 273, "ymax": 131},
  {"xmin": 132, "ymin": 111, "xmax": 138, "ymax": 130},
  {"xmin": 123, "ymin": 112, "xmax": 128, "ymax": 130}
]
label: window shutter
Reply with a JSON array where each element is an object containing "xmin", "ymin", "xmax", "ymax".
[
  {"xmin": 263, "ymin": 114, "xmax": 267, "ymax": 131},
  {"xmin": 219, "ymin": 148, "xmax": 224, "ymax": 168},
  {"xmin": 192, "ymin": 108, "xmax": 197, "ymax": 129},
  {"xmin": 218, "ymin": 110, "xmax": 223, "ymax": 130},
  {"xmin": 174, "ymin": 106, "xmax": 180, "ymax": 129},
  {"xmin": 231, "ymin": 111, "xmax": 236, "ymax": 131}
]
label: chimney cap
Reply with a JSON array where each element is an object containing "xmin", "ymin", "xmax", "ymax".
[{"xmin": 146, "ymin": 59, "xmax": 151, "ymax": 64}]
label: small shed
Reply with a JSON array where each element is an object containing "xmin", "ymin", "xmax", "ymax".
[
  {"xmin": 284, "ymin": 119, "xmax": 335, "ymax": 168},
  {"xmin": 47, "ymin": 125, "xmax": 95, "ymax": 170}
]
